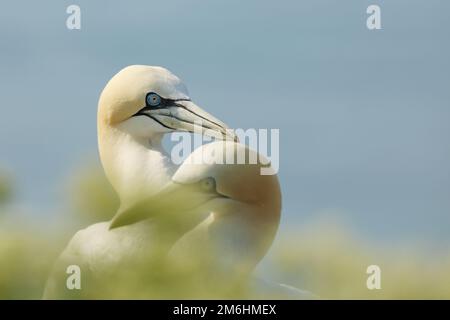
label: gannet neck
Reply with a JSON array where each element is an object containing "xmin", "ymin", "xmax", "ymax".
[
  {"xmin": 98, "ymin": 122, "xmax": 175, "ymax": 208},
  {"xmin": 167, "ymin": 201, "xmax": 280, "ymax": 285},
  {"xmin": 199, "ymin": 199, "xmax": 280, "ymax": 276}
]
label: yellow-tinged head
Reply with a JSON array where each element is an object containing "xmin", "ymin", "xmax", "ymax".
[{"xmin": 98, "ymin": 65, "xmax": 236, "ymax": 140}]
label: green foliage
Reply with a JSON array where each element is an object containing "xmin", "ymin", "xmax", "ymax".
[
  {"xmin": 67, "ymin": 163, "xmax": 119, "ymax": 223},
  {"xmin": 0, "ymin": 164, "xmax": 449, "ymax": 299},
  {"xmin": 0, "ymin": 226, "xmax": 60, "ymax": 299},
  {"xmin": 0, "ymin": 171, "xmax": 13, "ymax": 205},
  {"xmin": 1, "ymin": 216, "xmax": 449, "ymax": 299},
  {"xmin": 269, "ymin": 219, "xmax": 450, "ymax": 299}
]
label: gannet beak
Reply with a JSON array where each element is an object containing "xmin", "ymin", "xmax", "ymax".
[
  {"xmin": 135, "ymin": 100, "xmax": 238, "ymax": 142},
  {"xmin": 109, "ymin": 181, "xmax": 220, "ymax": 230}
]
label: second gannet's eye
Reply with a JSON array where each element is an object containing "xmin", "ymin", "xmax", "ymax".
[
  {"xmin": 146, "ymin": 93, "xmax": 162, "ymax": 107},
  {"xmin": 200, "ymin": 177, "xmax": 216, "ymax": 192}
]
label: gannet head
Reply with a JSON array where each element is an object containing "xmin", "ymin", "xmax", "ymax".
[
  {"xmin": 98, "ymin": 66, "xmax": 237, "ymax": 203},
  {"xmin": 110, "ymin": 141, "xmax": 281, "ymax": 273},
  {"xmin": 98, "ymin": 65, "xmax": 235, "ymax": 141}
]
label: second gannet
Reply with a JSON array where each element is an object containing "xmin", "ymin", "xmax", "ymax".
[
  {"xmin": 111, "ymin": 142, "xmax": 280, "ymax": 276},
  {"xmin": 112, "ymin": 141, "xmax": 314, "ymax": 298}
]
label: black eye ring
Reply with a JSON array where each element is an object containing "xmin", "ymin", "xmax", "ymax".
[
  {"xmin": 146, "ymin": 92, "xmax": 162, "ymax": 107},
  {"xmin": 200, "ymin": 177, "xmax": 216, "ymax": 192}
]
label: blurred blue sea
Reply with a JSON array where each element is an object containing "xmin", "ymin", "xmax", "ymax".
[{"xmin": 0, "ymin": 0, "xmax": 449, "ymax": 247}]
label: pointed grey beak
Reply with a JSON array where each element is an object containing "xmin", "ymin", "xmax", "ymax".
[{"xmin": 140, "ymin": 100, "xmax": 238, "ymax": 142}]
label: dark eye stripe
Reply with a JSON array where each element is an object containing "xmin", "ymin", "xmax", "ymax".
[{"xmin": 145, "ymin": 92, "xmax": 191, "ymax": 108}]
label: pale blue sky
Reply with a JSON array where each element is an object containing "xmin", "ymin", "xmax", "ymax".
[{"xmin": 1, "ymin": 1, "xmax": 449, "ymax": 245}]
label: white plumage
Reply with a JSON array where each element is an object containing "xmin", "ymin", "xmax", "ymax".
[{"xmin": 44, "ymin": 66, "xmax": 314, "ymax": 299}]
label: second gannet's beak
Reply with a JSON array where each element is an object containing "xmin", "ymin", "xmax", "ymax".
[
  {"xmin": 109, "ymin": 179, "xmax": 222, "ymax": 230},
  {"xmin": 135, "ymin": 99, "xmax": 238, "ymax": 142}
]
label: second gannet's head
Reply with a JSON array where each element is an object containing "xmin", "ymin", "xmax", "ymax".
[{"xmin": 98, "ymin": 65, "xmax": 236, "ymax": 141}]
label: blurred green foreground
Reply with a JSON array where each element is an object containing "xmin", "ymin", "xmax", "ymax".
[{"xmin": 0, "ymin": 166, "xmax": 449, "ymax": 299}]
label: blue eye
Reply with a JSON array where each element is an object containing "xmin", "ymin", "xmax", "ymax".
[{"xmin": 146, "ymin": 93, "xmax": 161, "ymax": 107}]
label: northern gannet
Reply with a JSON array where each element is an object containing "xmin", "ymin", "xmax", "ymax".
[
  {"xmin": 43, "ymin": 66, "xmax": 235, "ymax": 299},
  {"xmin": 112, "ymin": 141, "xmax": 314, "ymax": 299}
]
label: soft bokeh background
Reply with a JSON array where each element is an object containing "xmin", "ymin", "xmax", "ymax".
[{"xmin": 0, "ymin": 0, "xmax": 449, "ymax": 298}]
